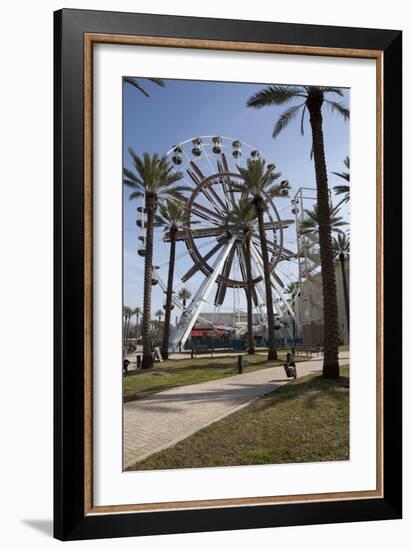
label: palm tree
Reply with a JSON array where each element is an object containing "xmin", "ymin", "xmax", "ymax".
[
  {"xmin": 123, "ymin": 77, "xmax": 165, "ymax": 97},
  {"xmin": 333, "ymin": 156, "xmax": 350, "ymax": 206},
  {"xmin": 236, "ymin": 158, "xmax": 290, "ymax": 361},
  {"xmin": 155, "ymin": 309, "xmax": 164, "ymax": 341},
  {"xmin": 223, "ymin": 194, "xmax": 259, "ymax": 355},
  {"xmin": 247, "ymin": 85, "xmax": 349, "ymax": 377},
  {"xmin": 123, "ymin": 150, "xmax": 187, "ymax": 368},
  {"xmin": 299, "ymin": 204, "xmax": 348, "ymax": 237},
  {"xmin": 178, "ymin": 287, "xmax": 192, "ymax": 309},
  {"xmin": 123, "ymin": 306, "xmax": 132, "ymax": 347},
  {"xmin": 332, "ymin": 233, "xmax": 350, "ymax": 333},
  {"xmin": 134, "ymin": 307, "xmax": 141, "ymax": 344},
  {"xmin": 155, "ymin": 199, "xmax": 191, "ymax": 359}
]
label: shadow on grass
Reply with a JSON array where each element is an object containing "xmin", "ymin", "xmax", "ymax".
[{"xmin": 256, "ymin": 373, "xmax": 349, "ymax": 412}]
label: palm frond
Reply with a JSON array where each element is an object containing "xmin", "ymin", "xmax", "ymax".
[
  {"xmin": 123, "ymin": 77, "xmax": 149, "ymax": 97},
  {"xmin": 333, "ymin": 185, "xmax": 350, "ymax": 195},
  {"xmin": 148, "ymin": 78, "xmax": 165, "ymax": 87},
  {"xmin": 319, "ymin": 86, "xmax": 344, "ymax": 97},
  {"xmin": 332, "ymin": 171, "xmax": 350, "ymax": 182},
  {"xmin": 332, "ymin": 157, "xmax": 350, "ymax": 204},
  {"xmin": 332, "ymin": 232, "xmax": 350, "ymax": 257},
  {"xmin": 129, "ymin": 191, "xmax": 144, "ymax": 200},
  {"xmin": 300, "ymin": 104, "xmax": 307, "ymax": 136},
  {"xmin": 163, "ymin": 189, "xmax": 187, "ymax": 200},
  {"xmin": 299, "ymin": 203, "xmax": 348, "ymax": 236},
  {"xmin": 273, "ymin": 104, "xmax": 305, "ymax": 138},
  {"xmin": 325, "ymin": 100, "xmax": 350, "ymax": 120},
  {"xmin": 247, "ymin": 86, "xmax": 304, "ymax": 109},
  {"xmin": 123, "ymin": 167, "xmax": 143, "ymax": 188}
]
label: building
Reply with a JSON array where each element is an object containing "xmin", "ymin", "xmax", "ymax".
[{"xmin": 294, "ymin": 257, "xmax": 349, "ymax": 346}]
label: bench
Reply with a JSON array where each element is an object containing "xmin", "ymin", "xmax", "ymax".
[
  {"xmin": 191, "ymin": 345, "xmax": 216, "ymax": 358},
  {"xmin": 294, "ymin": 347, "xmax": 323, "ymax": 358}
]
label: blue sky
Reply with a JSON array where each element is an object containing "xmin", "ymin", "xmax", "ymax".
[{"xmin": 123, "ymin": 78, "xmax": 349, "ymax": 315}]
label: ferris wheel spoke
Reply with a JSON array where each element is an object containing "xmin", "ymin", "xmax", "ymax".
[
  {"xmin": 164, "ymin": 226, "xmax": 226, "ymax": 241},
  {"xmin": 188, "ymin": 160, "xmax": 227, "ymax": 212},
  {"xmin": 276, "ymin": 264, "xmax": 299, "ymax": 286},
  {"xmin": 191, "ymin": 201, "xmax": 225, "ymax": 223},
  {"xmin": 218, "ymin": 154, "xmax": 236, "ymax": 209},
  {"xmin": 181, "ymin": 237, "xmax": 228, "ymax": 282},
  {"xmin": 214, "ymin": 243, "xmax": 236, "ymax": 306},
  {"xmin": 253, "ymin": 236, "xmax": 295, "ymax": 260},
  {"xmin": 265, "ymin": 219, "xmax": 294, "ymax": 230},
  {"xmin": 157, "ymin": 237, "xmax": 216, "ymax": 268},
  {"xmin": 189, "ymin": 227, "xmax": 227, "ymax": 239},
  {"xmin": 250, "ymin": 243, "xmax": 285, "ymax": 293},
  {"xmin": 186, "ymin": 168, "xmax": 201, "ymax": 187},
  {"xmin": 190, "ymin": 160, "xmax": 222, "ymax": 215},
  {"xmin": 251, "ymin": 237, "xmax": 276, "ymax": 264},
  {"xmin": 277, "ymin": 202, "xmax": 293, "ymax": 213},
  {"xmin": 204, "ymin": 180, "xmax": 227, "ymax": 212},
  {"xmin": 237, "ymin": 243, "xmax": 259, "ymax": 307},
  {"xmin": 191, "ymin": 210, "xmax": 219, "ymax": 224}
]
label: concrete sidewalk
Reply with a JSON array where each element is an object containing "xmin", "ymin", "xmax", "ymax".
[{"xmin": 124, "ymin": 352, "xmax": 349, "ymax": 468}]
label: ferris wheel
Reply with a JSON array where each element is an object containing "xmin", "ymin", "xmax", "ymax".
[{"xmin": 136, "ymin": 136, "xmax": 302, "ymax": 350}]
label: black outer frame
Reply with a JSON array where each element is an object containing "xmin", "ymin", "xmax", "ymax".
[{"xmin": 54, "ymin": 8, "xmax": 402, "ymax": 541}]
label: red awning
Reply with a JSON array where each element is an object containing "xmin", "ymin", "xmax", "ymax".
[{"xmin": 190, "ymin": 328, "xmax": 227, "ymax": 337}]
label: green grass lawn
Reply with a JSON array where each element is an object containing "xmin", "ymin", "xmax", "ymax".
[
  {"xmin": 123, "ymin": 352, "xmax": 295, "ymax": 402},
  {"xmin": 128, "ymin": 366, "xmax": 349, "ymax": 470}
]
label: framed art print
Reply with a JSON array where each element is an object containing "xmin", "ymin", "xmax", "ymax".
[{"xmin": 54, "ymin": 9, "xmax": 402, "ymax": 540}]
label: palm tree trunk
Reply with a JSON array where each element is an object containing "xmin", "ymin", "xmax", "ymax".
[
  {"xmin": 141, "ymin": 194, "xmax": 156, "ymax": 369},
  {"xmin": 125, "ymin": 315, "xmax": 130, "ymax": 344},
  {"xmin": 244, "ymin": 238, "xmax": 255, "ymax": 355},
  {"xmin": 255, "ymin": 200, "xmax": 277, "ymax": 360},
  {"xmin": 308, "ymin": 91, "xmax": 340, "ymax": 377},
  {"xmin": 162, "ymin": 228, "xmax": 177, "ymax": 359},
  {"xmin": 340, "ymin": 253, "xmax": 350, "ymax": 334},
  {"xmin": 135, "ymin": 312, "xmax": 139, "ymax": 345}
]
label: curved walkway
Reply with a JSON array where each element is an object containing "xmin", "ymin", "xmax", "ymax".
[{"xmin": 124, "ymin": 352, "xmax": 349, "ymax": 468}]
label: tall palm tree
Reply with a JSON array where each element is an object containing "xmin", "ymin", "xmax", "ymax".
[
  {"xmin": 332, "ymin": 233, "xmax": 350, "ymax": 333},
  {"xmin": 155, "ymin": 199, "xmax": 192, "ymax": 359},
  {"xmin": 123, "ymin": 77, "xmax": 165, "ymax": 97},
  {"xmin": 299, "ymin": 204, "xmax": 348, "ymax": 237},
  {"xmin": 178, "ymin": 287, "xmax": 192, "ymax": 309},
  {"xmin": 123, "ymin": 150, "xmax": 186, "ymax": 368},
  {"xmin": 223, "ymin": 195, "xmax": 259, "ymax": 355},
  {"xmin": 134, "ymin": 306, "xmax": 141, "ymax": 344},
  {"xmin": 236, "ymin": 158, "xmax": 290, "ymax": 361},
  {"xmin": 247, "ymin": 85, "xmax": 349, "ymax": 377},
  {"xmin": 155, "ymin": 309, "xmax": 163, "ymax": 342},
  {"xmin": 333, "ymin": 156, "xmax": 350, "ymax": 206},
  {"xmin": 123, "ymin": 306, "xmax": 132, "ymax": 347}
]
